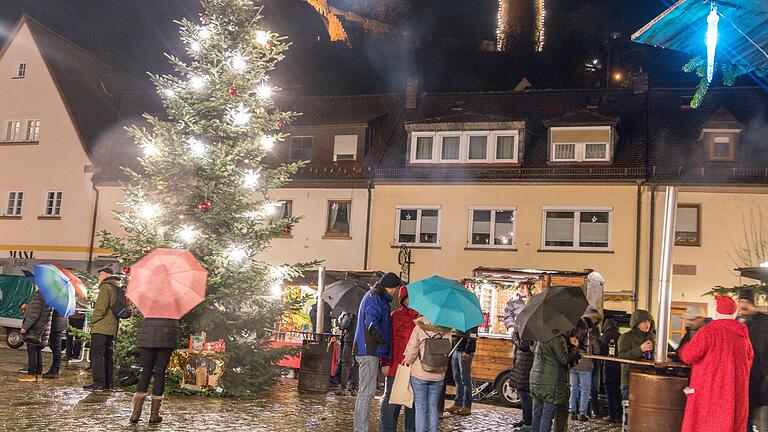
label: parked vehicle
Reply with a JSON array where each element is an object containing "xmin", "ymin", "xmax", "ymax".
[{"xmin": 0, "ymin": 274, "xmax": 35, "ymax": 348}]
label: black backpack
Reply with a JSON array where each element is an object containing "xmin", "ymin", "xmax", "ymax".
[
  {"xmin": 420, "ymin": 334, "xmax": 452, "ymax": 373},
  {"xmin": 109, "ymin": 282, "xmax": 132, "ymax": 320}
]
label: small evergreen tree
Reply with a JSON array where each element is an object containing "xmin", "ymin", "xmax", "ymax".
[{"xmin": 100, "ymin": 0, "xmax": 314, "ymax": 393}]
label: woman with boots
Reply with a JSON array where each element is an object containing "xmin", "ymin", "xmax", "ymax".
[
  {"xmin": 18, "ymin": 288, "xmax": 53, "ymax": 382},
  {"xmin": 130, "ymin": 317, "xmax": 179, "ymax": 424}
]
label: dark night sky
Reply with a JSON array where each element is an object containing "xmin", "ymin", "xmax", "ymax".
[{"xmin": 0, "ymin": 0, "xmax": 700, "ymax": 94}]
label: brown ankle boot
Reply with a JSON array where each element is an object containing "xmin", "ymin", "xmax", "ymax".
[
  {"xmin": 129, "ymin": 392, "xmax": 146, "ymax": 423},
  {"xmin": 149, "ymin": 395, "xmax": 163, "ymax": 424}
]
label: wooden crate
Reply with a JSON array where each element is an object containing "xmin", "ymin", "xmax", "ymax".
[{"xmin": 472, "ymin": 337, "xmax": 514, "ymax": 382}]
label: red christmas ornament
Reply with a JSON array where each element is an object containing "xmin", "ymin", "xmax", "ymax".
[
  {"xmin": 266, "ymin": 42, "xmax": 273, "ymax": 51},
  {"xmin": 283, "ymin": 225, "xmax": 292, "ymax": 235},
  {"xmin": 201, "ymin": 11, "xmax": 210, "ymax": 23},
  {"xmin": 122, "ymin": 266, "xmax": 131, "ymax": 275},
  {"xmin": 197, "ymin": 199, "xmax": 213, "ymax": 213},
  {"xmin": 228, "ymin": 86, "xmax": 238, "ymax": 96},
  {"xmin": 277, "ymin": 119, "xmax": 286, "ymax": 129}
]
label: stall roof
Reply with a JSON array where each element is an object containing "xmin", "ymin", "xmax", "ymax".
[
  {"xmin": 289, "ymin": 270, "xmax": 384, "ymax": 287},
  {"xmin": 736, "ymin": 266, "xmax": 768, "ymax": 282},
  {"xmin": 471, "ymin": 267, "xmax": 592, "ymax": 279},
  {"xmin": 632, "ymin": 0, "xmax": 768, "ymax": 70}
]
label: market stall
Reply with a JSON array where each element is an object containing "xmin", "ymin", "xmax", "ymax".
[{"xmin": 461, "ymin": 267, "xmax": 594, "ymax": 406}]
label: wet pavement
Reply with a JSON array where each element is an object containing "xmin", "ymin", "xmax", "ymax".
[{"xmin": 0, "ymin": 347, "xmax": 621, "ymax": 431}]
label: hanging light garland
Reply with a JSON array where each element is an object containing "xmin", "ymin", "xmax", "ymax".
[{"xmin": 706, "ymin": 2, "xmax": 720, "ymax": 83}]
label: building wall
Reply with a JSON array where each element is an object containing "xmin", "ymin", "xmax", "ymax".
[
  {"xmin": 264, "ymin": 187, "xmax": 369, "ymax": 270},
  {"xmin": 367, "ymin": 182, "xmax": 641, "ymax": 307},
  {"xmin": 0, "ymin": 23, "xmax": 96, "ymax": 273},
  {"xmin": 641, "ymin": 186, "xmax": 768, "ymax": 319}
]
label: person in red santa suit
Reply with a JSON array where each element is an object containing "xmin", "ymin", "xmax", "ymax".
[{"xmin": 679, "ymin": 295, "xmax": 754, "ymax": 432}]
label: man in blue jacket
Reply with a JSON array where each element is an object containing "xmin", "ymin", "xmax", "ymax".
[{"xmin": 353, "ymin": 272, "xmax": 403, "ymax": 432}]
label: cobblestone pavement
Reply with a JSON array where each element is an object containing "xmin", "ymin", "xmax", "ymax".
[{"xmin": 0, "ymin": 347, "xmax": 620, "ymax": 432}]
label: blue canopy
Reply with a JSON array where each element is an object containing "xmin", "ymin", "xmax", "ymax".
[{"xmin": 632, "ymin": 0, "xmax": 768, "ymax": 70}]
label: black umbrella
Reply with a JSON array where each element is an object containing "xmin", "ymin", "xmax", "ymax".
[
  {"xmin": 321, "ymin": 279, "xmax": 369, "ymax": 316},
  {"xmin": 515, "ymin": 285, "xmax": 589, "ymax": 342}
]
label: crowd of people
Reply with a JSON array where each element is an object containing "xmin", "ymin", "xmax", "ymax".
[{"xmin": 15, "ymin": 267, "xmax": 178, "ymax": 425}]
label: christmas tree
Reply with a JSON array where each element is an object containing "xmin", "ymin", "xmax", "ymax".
[{"xmin": 100, "ymin": 0, "xmax": 314, "ymax": 392}]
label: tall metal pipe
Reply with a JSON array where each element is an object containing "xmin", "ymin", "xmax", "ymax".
[
  {"xmin": 655, "ymin": 186, "xmax": 678, "ymax": 363},
  {"xmin": 315, "ymin": 266, "xmax": 326, "ymax": 335}
]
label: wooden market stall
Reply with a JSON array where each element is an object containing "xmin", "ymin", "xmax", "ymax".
[{"xmin": 462, "ymin": 267, "xmax": 593, "ymax": 406}]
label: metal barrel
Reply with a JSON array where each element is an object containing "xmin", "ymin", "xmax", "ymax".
[
  {"xmin": 297, "ymin": 339, "xmax": 333, "ymax": 393},
  {"xmin": 628, "ymin": 371, "xmax": 688, "ymax": 432}
]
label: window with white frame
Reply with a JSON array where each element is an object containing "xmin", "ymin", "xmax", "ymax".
[
  {"xmin": 542, "ymin": 207, "xmax": 611, "ymax": 250},
  {"xmin": 4, "ymin": 120, "xmax": 21, "ymax": 142},
  {"xmin": 395, "ymin": 207, "xmax": 440, "ymax": 245},
  {"xmin": 15, "ymin": 63, "xmax": 26, "ymax": 78},
  {"xmin": 44, "ymin": 191, "xmax": 62, "ymax": 217},
  {"xmin": 333, "ymin": 135, "xmax": 357, "ymax": 161},
  {"xmin": 25, "ymin": 120, "xmax": 40, "ymax": 141},
  {"xmin": 409, "ymin": 130, "xmax": 518, "ymax": 164},
  {"xmin": 468, "ymin": 207, "xmax": 516, "ymax": 248},
  {"xmin": 5, "ymin": 191, "xmax": 23, "ymax": 216},
  {"xmin": 550, "ymin": 126, "xmax": 612, "ymax": 162}
]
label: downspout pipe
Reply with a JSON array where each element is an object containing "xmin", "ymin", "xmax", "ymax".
[
  {"xmin": 647, "ymin": 184, "xmax": 657, "ymax": 310},
  {"xmin": 363, "ymin": 180, "xmax": 373, "ymax": 270},
  {"xmin": 633, "ymin": 181, "xmax": 644, "ymax": 310},
  {"xmin": 87, "ymin": 183, "xmax": 100, "ymax": 273},
  {"xmin": 655, "ymin": 185, "xmax": 678, "ymax": 363}
]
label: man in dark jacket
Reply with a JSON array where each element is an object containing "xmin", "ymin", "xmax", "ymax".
[
  {"xmin": 447, "ymin": 326, "xmax": 478, "ymax": 416},
  {"xmin": 600, "ymin": 319, "xmax": 622, "ymax": 424},
  {"xmin": 84, "ymin": 268, "xmax": 122, "ymax": 391},
  {"xmin": 43, "ymin": 309, "xmax": 69, "ymax": 378},
  {"xmin": 618, "ymin": 309, "xmax": 655, "ymax": 400},
  {"xmin": 334, "ymin": 311, "xmax": 358, "ymax": 396},
  {"xmin": 510, "ymin": 329, "xmax": 535, "ymax": 431},
  {"xmin": 677, "ymin": 307, "xmax": 710, "ymax": 355},
  {"xmin": 353, "ymin": 272, "xmax": 402, "ymax": 432},
  {"xmin": 530, "ymin": 333, "xmax": 579, "ymax": 432},
  {"xmin": 18, "ymin": 289, "xmax": 53, "ymax": 382},
  {"xmin": 738, "ymin": 288, "xmax": 768, "ymax": 431}
]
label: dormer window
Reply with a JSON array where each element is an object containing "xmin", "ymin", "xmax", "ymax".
[
  {"xmin": 333, "ymin": 134, "xmax": 357, "ymax": 161},
  {"xmin": 702, "ymin": 129, "xmax": 739, "ymax": 162},
  {"xmin": 409, "ymin": 130, "xmax": 519, "ymax": 164},
  {"xmin": 15, "ymin": 62, "xmax": 26, "ymax": 78},
  {"xmin": 549, "ymin": 126, "xmax": 612, "ymax": 163}
]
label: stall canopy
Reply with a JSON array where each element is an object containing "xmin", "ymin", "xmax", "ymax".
[{"xmin": 632, "ymin": 0, "xmax": 768, "ymax": 70}]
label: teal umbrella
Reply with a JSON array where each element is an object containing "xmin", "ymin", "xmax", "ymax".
[{"xmin": 407, "ymin": 275, "xmax": 484, "ymax": 331}]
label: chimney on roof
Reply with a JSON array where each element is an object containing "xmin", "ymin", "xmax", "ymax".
[
  {"xmin": 406, "ymin": 77, "xmax": 419, "ymax": 110},
  {"xmin": 633, "ymin": 71, "xmax": 649, "ymax": 94}
]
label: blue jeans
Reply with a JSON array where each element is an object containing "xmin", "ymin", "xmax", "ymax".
[
  {"xmin": 621, "ymin": 388, "xmax": 630, "ymax": 401},
  {"xmin": 380, "ymin": 375, "xmax": 415, "ymax": 432},
  {"xmin": 531, "ymin": 397, "xmax": 557, "ymax": 432},
  {"xmin": 451, "ymin": 351, "xmax": 473, "ymax": 408},
  {"xmin": 518, "ymin": 389, "xmax": 533, "ymax": 425},
  {"xmin": 411, "ymin": 377, "xmax": 442, "ymax": 432},
  {"xmin": 354, "ymin": 355, "xmax": 379, "ymax": 432},
  {"xmin": 569, "ymin": 370, "xmax": 592, "ymax": 416}
]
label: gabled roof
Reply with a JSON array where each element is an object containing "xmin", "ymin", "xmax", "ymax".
[
  {"xmin": 701, "ymin": 106, "xmax": 745, "ymax": 130},
  {"xmin": 0, "ymin": 15, "xmax": 153, "ymax": 158}
]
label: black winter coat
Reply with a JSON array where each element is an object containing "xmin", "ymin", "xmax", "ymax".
[
  {"xmin": 22, "ymin": 291, "xmax": 53, "ymax": 346},
  {"xmin": 509, "ymin": 330, "xmax": 534, "ymax": 391},
  {"xmin": 137, "ymin": 318, "xmax": 179, "ymax": 349},
  {"xmin": 600, "ymin": 319, "xmax": 621, "ymax": 385},
  {"xmin": 51, "ymin": 310, "xmax": 69, "ymax": 335},
  {"xmin": 452, "ymin": 327, "xmax": 478, "ymax": 354},
  {"xmin": 746, "ymin": 312, "xmax": 768, "ymax": 407}
]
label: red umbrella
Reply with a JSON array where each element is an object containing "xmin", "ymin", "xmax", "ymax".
[{"xmin": 127, "ymin": 248, "xmax": 208, "ymax": 319}]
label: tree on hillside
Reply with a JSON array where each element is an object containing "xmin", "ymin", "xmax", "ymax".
[{"xmin": 100, "ymin": 0, "xmax": 315, "ymax": 392}]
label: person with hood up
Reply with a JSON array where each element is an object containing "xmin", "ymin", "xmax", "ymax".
[
  {"xmin": 380, "ymin": 286, "xmax": 418, "ymax": 432},
  {"xmin": 18, "ymin": 288, "xmax": 53, "ymax": 382},
  {"xmin": 618, "ymin": 309, "xmax": 655, "ymax": 400},
  {"xmin": 529, "ymin": 332, "xmax": 580, "ymax": 432},
  {"xmin": 402, "ymin": 316, "xmax": 452, "ymax": 432},
  {"xmin": 599, "ymin": 319, "xmax": 622, "ymax": 424},
  {"xmin": 353, "ymin": 272, "xmax": 403, "ymax": 432},
  {"xmin": 568, "ymin": 307, "xmax": 602, "ymax": 423},
  {"xmin": 738, "ymin": 288, "xmax": 768, "ymax": 431},
  {"xmin": 509, "ymin": 329, "xmax": 535, "ymax": 431},
  {"xmin": 679, "ymin": 295, "xmax": 753, "ymax": 432}
]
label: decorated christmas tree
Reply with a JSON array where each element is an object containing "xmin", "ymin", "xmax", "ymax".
[{"xmin": 100, "ymin": 0, "xmax": 314, "ymax": 392}]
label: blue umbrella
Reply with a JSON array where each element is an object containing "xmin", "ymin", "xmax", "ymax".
[
  {"xmin": 407, "ymin": 275, "xmax": 484, "ymax": 331},
  {"xmin": 33, "ymin": 264, "xmax": 76, "ymax": 316}
]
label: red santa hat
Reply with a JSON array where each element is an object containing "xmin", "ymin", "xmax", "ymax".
[{"xmin": 715, "ymin": 295, "xmax": 738, "ymax": 320}]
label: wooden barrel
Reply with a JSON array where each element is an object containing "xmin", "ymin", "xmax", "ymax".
[
  {"xmin": 628, "ymin": 371, "xmax": 688, "ymax": 431},
  {"xmin": 298, "ymin": 340, "xmax": 333, "ymax": 393}
]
